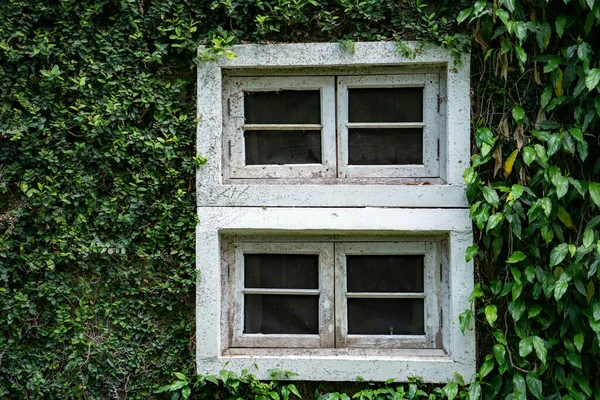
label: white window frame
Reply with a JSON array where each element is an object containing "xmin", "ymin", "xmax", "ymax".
[
  {"xmin": 197, "ymin": 207, "xmax": 476, "ymax": 382},
  {"xmin": 334, "ymin": 241, "xmax": 441, "ymax": 349},
  {"xmin": 223, "ymin": 76, "xmax": 336, "ymax": 179},
  {"xmin": 196, "ymin": 42, "xmax": 471, "ymax": 208},
  {"xmin": 337, "ymin": 74, "xmax": 441, "ymax": 178},
  {"xmin": 230, "ymin": 241, "xmax": 335, "ymax": 348}
]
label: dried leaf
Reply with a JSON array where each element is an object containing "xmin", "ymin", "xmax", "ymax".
[
  {"xmin": 533, "ymin": 63, "xmax": 542, "ymax": 85},
  {"xmin": 515, "ymin": 124, "xmax": 526, "ymax": 149},
  {"xmin": 493, "ymin": 143, "xmax": 503, "ymax": 177},
  {"xmin": 499, "ymin": 116, "xmax": 510, "ymax": 139}
]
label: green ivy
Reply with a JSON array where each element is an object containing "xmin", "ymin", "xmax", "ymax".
[{"xmin": 2, "ymin": 0, "xmax": 599, "ymax": 398}]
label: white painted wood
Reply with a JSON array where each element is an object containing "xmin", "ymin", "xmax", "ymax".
[
  {"xmin": 196, "ymin": 42, "xmax": 474, "ymax": 383},
  {"xmin": 223, "ymin": 76, "xmax": 336, "ymax": 180},
  {"xmin": 345, "ymin": 122, "xmax": 425, "ymax": 129},
  {"xmin": 229, "ymin": 241, "xmax": 335, "ymax": 348},
  {"xmin": 345, "ymin": 292, "xmax": 426, "ymax": 299},
  {"xmin": 243, "ymin": 124, "xmax": 323, "ymax": 130},
  {"xmin": 242, "ymin": 288, "xmax": 320, "ymax": 295},
  {"xmin": 337, "ymin": 74, "xmax": 441, "ymax": 179}
]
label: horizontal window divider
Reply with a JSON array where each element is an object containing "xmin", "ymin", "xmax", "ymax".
[
  {"xmin": 345, "ymin": 122, "xmax": 425, "ymax": 129},
  {"xmin": 243, "ymin": 124, "xmax": 323, "ymax": 131},
  {"xmin": 345, "ymin": 292, "xmax": 426, "ymax": 299},
  {"xmin": 346, "ymin": 334, "xmax": 427, "ymax": 341},
  {"xmin": 243, "ymin": 288, "xmax": 320, "ymax": 295}
]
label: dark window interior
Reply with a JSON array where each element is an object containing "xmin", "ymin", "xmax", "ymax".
[
  {"xmin": 244, "ymin": 254, "xmax": 319, "ymax": 289},
  {"xmin": 244, "ymin": 90, "xmax": 321, "ymax": 124},
  {"xmin": 347, "ymin": 255, "xmax": 424, "ymax": 292},
  {"xmin": 348, "ymin": 128, "xmax": 423, "ymax": 165},
  {"xmin": 347, "ymin": 298, "xmax": 425, "ymax": 335},
  {"xmin": 245, "ymin": 130, "xmax": 322, "ymax": 165},
  {"xmin": 348, "ymin": 88, "xmax": 423, "ymax": 123},
  {"xmin": 244, "ymin": 294, "xmax": 319, "ymax": 334}
]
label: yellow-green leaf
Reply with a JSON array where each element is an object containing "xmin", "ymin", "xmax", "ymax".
[
  {"xmin": 557, "ymin": 207, "xmax": 576, "ymax": 230},
  {"xmin": 504, "ymin": 149, "xmax": 519, "ymax": 176},
  {"xmin": 554, "ymin": 68, "xmax": 564, "ymax": 96}
]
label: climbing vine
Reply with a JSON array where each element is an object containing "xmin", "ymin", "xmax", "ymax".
[{"xmin": 1, "ymin": 0, "xmax": 599, "ymax": 398}]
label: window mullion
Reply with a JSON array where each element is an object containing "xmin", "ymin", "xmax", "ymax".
[{"xmin": 320, "ymin": 243, "xmax": 336, "ymax": 348}]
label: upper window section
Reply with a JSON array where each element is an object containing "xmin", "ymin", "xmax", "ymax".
[{"xmin": 222, "ymin": 73, "xmax": 441, "ymax": 180}]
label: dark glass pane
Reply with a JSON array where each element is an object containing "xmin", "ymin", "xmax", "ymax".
[
  {"xmin": 245, "ymin": 130, "xmax": 322, "ymax": 165},
  {"xmin": 245, "ymin": 90, "xmax": 321, "ymax": 124},
  {"xmin": 347, "ymin": 255, "xmax": 424, "ymax": 293},
  {"xmin": 347, "ymin": 298, "xmax": 424, "ymax": 335},
  {"xmin": 244, "ymin": 295, "xmax": 319, "ymax": 334},
  {"xmin": 245, "ymin": 254, "xmax": 319, "ymax": 289},
  {"xmin": 348, "ymin": 88, "xmax": 423, "ymax": 123},
  {"xmin": 348, "ymin": 128, "xmax": 423, "ymax": 165}
]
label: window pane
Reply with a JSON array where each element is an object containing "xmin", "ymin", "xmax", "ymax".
[
  {"xmin": 244, "ymin": 295, "xmax": 319, "ymax": 334},
  {"xmin": 245, "ymin": 254, "xmax": 319, "ymax": 289},
  {"xmin": 347, "ymin": 298, "xmax": 424, "ymax": 335},
  {"xmin": 347, "ymin": 255, "xmax": 424, "ymax": 293},
  {"xmin": 348, "ymin": 88, "xmax": 423, "ymax": 123},
  {"xmin": 348, "ymin": 128, "xmax": 423, "ymax": 165},
  {"xmin": 245, "ymin": 130, "xmax": 322, "ymax": 165},
  {"xmin": 245, "ymin": 90, "xmax": 321, "ymax": 124}
]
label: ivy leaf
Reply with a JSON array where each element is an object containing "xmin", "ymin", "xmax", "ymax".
[
  {"xmin": 523, "ymin": 146, "xmax": 535, "ymax": 165},
  {"xmin": 554, "ymin": 271, "xmax": 571, "ymax": 301},
  {"xmin": 550, "ymin": 243, "xmax": 569, "ymax": 266},
  {"xmin": 519, "ymin": 337, "xmax": 533, "ymax": 357},
  {"xmin": 578, "ymin": 42, "xmax": 592, "ymax": 69},
  {"xmin": 457, "ymin": 7, "xmax": 473, "ymax": 24},
  {"xmin": 464, "ymin": 167, "xmax": 477, "ymax": 185},
  {"xmin": 459, "ymin": 309, "xmax": 472, "ymax": 334},
  {"xmin": 500, "ymin": 0, "xmax": 516, "ymax": 13},
  {"xmin": 478, "ymin": 359, "xmax": 494, "ymax": 378},
  {"xmin": 574, "ymin": 333, "xmax": 584, "ymax": 352},
  {"xmin": 589, "ymin": 182, "xmax": 600, "ymax": 208},
  {"xmin": 443, "ymin": 382, "xmax": 458, "ymax": 400},
  {"xmin": 468, "ymin": 381, "xmax": 482, "ymax": 400},
  {"xmin": 508, "ymin": 299, "xmax": 526, "ymax": 321},
  {"xmin": 466, "ymin": 245, "xmax": 479, "ymax": 262},
  {"xmin": 541, "ymin": 197, "xmax": 553, "ymax": 217},
  {"xmin": 512, "ymin": 374, "xmax": 527, "ymax": 400},
  {"xmin": 541, "ymin": 85, "xmax": 553, "ymax": 109},
  {"xmin": 526, "ymin": 372, "xmax": 543, "ymax": 399},
  {"xmin": 555, "ymin": 14, "xmax": 567, "ymax": 38},
  {"xmin": 485, "ymin": 305, "xmax": 498, "ymax": 327},
  {"xmin": 486, "ymin": 212, "xmax": 504, "ymax": 232},
  {"xmin": 557, "ymin": 207, "xmax": 576, "ymax": 230},
  {"xmin": 532, "ymin": 336, "xmax": 547, "ymax": 364},
  {"xmin": 567, "ymin": 353, "xmax": 582, "ymax": 369},
  {"xmin": 506, "ymin": 251, "xmax": 526, "ymax": 263},
  {"xmin": 583, "ymin": 229, "xmax": 594, "ymax": 248},
  {"xmin": 482, "ymin": 186, "xmax": 500, "ymax": 208},
  {"xmin": 515, "ymin": 45, "xmax": 527, "ymax": 63},
  {"xmin": 585, "ymin": 68, "xmax": 600, "ymax": 91}
]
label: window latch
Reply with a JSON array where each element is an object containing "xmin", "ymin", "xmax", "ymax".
[{"xmin": 437, "ymin": 94, "xmax": 447, "ymax": 113}]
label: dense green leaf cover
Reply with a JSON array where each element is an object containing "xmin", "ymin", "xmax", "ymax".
[{"xmin": 1, "ymin": 0, "xmax": 600, "ymax": 398}]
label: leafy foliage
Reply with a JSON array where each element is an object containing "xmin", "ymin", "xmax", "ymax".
[{"xmin": 2, "ymin": 0, "xmax": 600, "ymax": 398}]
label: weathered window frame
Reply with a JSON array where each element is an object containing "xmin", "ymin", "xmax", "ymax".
[
  {"xmin": 337, "ymin": 74, "xmax": 441, "ymax": 178},
  {"xmin": 223, "ymin": 76, "xmax": 337, "ymax": 179},
  {"xmin": 334, "ymin": 241, "xmax": 441, "ymax": 349},
  {"xmin": 196, "ymin": 42, "xmax": 471, "ymax": 208},
  {"xmin": 196, "ymin": 42, "xmax": 474, "ymax": 383}
]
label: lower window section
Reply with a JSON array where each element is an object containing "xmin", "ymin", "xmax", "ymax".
[
  {"xmin": 244, "ymin": 294, "xmax": 319, "ymax": 334},
  {"xmin": 226, "ymin": 238, "xmax": 443, "ymax": 350},
  {"xmin": 347, "ymin": 298, "xmax": 424, "ymax": 335}
]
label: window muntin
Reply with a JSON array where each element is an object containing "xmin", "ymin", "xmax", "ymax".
[
  {"xmin": 228, "ymin": 239, "xmax": 441, "ymax": 350},
  {"xmin": 223, "ymin": 76, "xmax": 337, "ymax": 179},
  {"xmin": 223, "ymin": 72, "xmax": 442, "ymax": 181}
]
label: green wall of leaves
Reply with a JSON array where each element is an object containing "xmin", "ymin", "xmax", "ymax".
[{"xmin": 1, "ymin": 0, "xmax": 599, "ymax": 398}]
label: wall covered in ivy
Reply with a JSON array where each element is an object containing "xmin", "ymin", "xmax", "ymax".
[{"xmin": 1, "ymin": 0, "xmax": 599, "ymax": 398}]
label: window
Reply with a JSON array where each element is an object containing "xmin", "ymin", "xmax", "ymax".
[
  {"xmin": 226, "ymin": 239, "xmax": 442, "ymax": 351},
  {"xmin": 196, "ymin": 42, "xmax": 474, "ymax": 382},
  {"xmin": 222, "ymin": 73, "xmax": 442, "ymax": 180}
]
